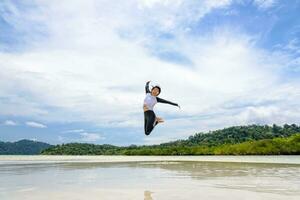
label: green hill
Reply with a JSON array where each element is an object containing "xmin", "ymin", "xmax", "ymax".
[
  {"xmin": 41, "ymin": 124, "xmax": 300, "ymax": 155},
  {"xmin": 0, "ymin": 139, "xmax": 52, "ymax": 155},
  {"xmin": 213, "ymin": 133, "xmax": 300, "ymax": 155}
]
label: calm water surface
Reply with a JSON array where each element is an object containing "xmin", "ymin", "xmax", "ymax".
[{"xmin": 0, "ymin": 156, "xmax": 299, "ymax": 200}]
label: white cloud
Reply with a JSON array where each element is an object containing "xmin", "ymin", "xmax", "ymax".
[
  {"xmin": 3, "ymin": 120, "xmax": 18, "ymax": 126},
  {"xmin": 143, "ymin": 135, "xmax": 175, "ymax": 145},
  {"xmin": 59, "ymin": 130, "xmax": 105, "ymax": 143},
  {"xmin": 80, "ymin": 132, "xmax": 104, "ymax": 142},
  {"xmin": 254, "ymin": 0, "xmax": 277, "ymax": 9},
  {"xmin": 58, "ymin": 136, "xmax": 64, "ymax": 142},
  {"xmin": 136, "ymin": 0, "xmax": 232, "ymax": 32},
  {"xmin": 25, "ymin": 121, "xmax": 47, "ymax": 128},
  {"xmin": 62, "ymin": 129, "xmax": 85, "ymax": 133}
]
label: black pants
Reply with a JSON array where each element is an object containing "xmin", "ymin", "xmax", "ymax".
[{"xmin": 144, "ymin": 110, "xmax": 157, "ymax": 135}]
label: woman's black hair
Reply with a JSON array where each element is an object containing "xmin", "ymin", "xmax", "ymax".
[{"xmin": 151, "ymin": 85, "xmax": 161, "ymax": 94}]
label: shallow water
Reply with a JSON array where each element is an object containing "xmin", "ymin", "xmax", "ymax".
[{"xmin": 0, "ymin": 156, "xmax": 299, "ymax": 200}]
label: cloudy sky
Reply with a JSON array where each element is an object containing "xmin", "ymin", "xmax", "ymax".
[{"xmin": 0, "ymin": 0, "xmax": 300, "ymax": 145}]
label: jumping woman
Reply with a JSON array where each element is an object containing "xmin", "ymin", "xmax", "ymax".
[{"xmin": 143, "ymin": 81, "xmax": 180, "ymax": 135}]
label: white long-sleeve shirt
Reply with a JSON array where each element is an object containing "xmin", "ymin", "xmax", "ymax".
[
  {"xmin": 143, "ymin": 93, "xmax": 158, "ymax": 110},
  {"xmin": 143, "ymin": 81, "xmax": 179, "ymax": 111}
]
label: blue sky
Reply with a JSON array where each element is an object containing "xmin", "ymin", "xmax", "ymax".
[{"xmin": 0, "ymin": 0, "xmax": 300, "ymax": 145}]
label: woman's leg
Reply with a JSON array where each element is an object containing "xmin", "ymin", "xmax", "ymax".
[
  {"xmin": 144, "ymin": 113, "xmax": 147, "ymax": 134},
  {"xmin": 144, "ymin": 110, "xmax": 156, "ymax": 135}
]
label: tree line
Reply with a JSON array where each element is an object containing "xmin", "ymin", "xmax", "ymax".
[{"xmin": 41, "ymin": 124, "xmax": 300, "ymax": 155}]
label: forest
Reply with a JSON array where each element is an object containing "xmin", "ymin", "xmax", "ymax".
[{"xmin": 41, "ymin": 124, "xmax": 300, "ymax": 155}]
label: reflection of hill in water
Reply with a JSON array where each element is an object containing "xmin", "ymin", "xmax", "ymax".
[
  {"xmin": 136, "ymin": 161, "xmax": 300, "ymax": 179},
  {"xmin": 50, "ymin": 161, "xmax": 300, "ymax": 179},
  {"xmin": 2, "ymin": 161, "xmax": 299, "ymax": 179},
  {"xmin": 133, "ymin": 161, "xmax": 300, "ymax": 195}
]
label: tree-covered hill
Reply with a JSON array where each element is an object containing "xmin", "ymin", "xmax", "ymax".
[
  {"xmin": 213, "ymin": 133, "xmax": 300, "ymax": 155},
  {"xmin": 0, "ymin": 139, "xmax": 52, "ymax": 155},
  {"xmin": 159, "ymin": 124, "xmax": 300, "ymax": 147},
  {"xmin": 41, "ymin": 143, "xmax": 119, "ymax": 155},
  {"xmin": 117, "ymin": 133, "xmax": 300, "ymax": 155},
  {"xmin": 41, "ymin": 124, "xmax": 300, "ymax": 155}
]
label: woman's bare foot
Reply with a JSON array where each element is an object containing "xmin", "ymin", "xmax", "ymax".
[
  {"xmin": 153, "ymin": 117, "xmax": 164, "ymax": 127},
  {"xmin": 156, "ymin": 117, "xmax": 164, "ymax": 123}
]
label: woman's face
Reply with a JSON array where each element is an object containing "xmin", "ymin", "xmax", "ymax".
[{"xmin": 151, "ymin": 88, "xmax": 160, "ymax": 96}]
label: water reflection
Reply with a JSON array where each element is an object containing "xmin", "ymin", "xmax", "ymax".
[
  {"xmin": 0, "ymin": 160, "xmax": 299, "ymax": 199},
  {"xmin": 144, "ymin": 190, "xmax": 154, "ymax": 200},
  {"xmin": 1, "ymin": 161, "xmax": 300, "ymax": 179}
]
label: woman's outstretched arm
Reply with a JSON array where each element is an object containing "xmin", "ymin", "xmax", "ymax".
[
  {"xmin": 145, "ymin": 81, "xmax": 151, "ymax": 93},
  {"xmin": 156, "ymin": 97, "xmax": 179, "ymax": 107}
]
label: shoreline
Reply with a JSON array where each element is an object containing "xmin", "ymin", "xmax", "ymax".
[{"xmin": 0, "ymin": 155, "xmax": 300, "ymax": 165}]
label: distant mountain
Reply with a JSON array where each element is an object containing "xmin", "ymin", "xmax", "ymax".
[
  {"xmin": 41, "ymin": 124, "xmax": 300, "ymax": 155},
  {"xmin": 0, "ymin": 139, "xmax": 52, "ymax": 155}
]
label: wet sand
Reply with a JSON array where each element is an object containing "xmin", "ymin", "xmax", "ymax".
[{"xmin": 0, "ymin": 156, "xmax": 299, "ymax": 200}]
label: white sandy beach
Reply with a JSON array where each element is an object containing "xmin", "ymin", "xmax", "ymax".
[{"xmin": 0, "ymin": 155, "xmax": 300, "ymax": 164}]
